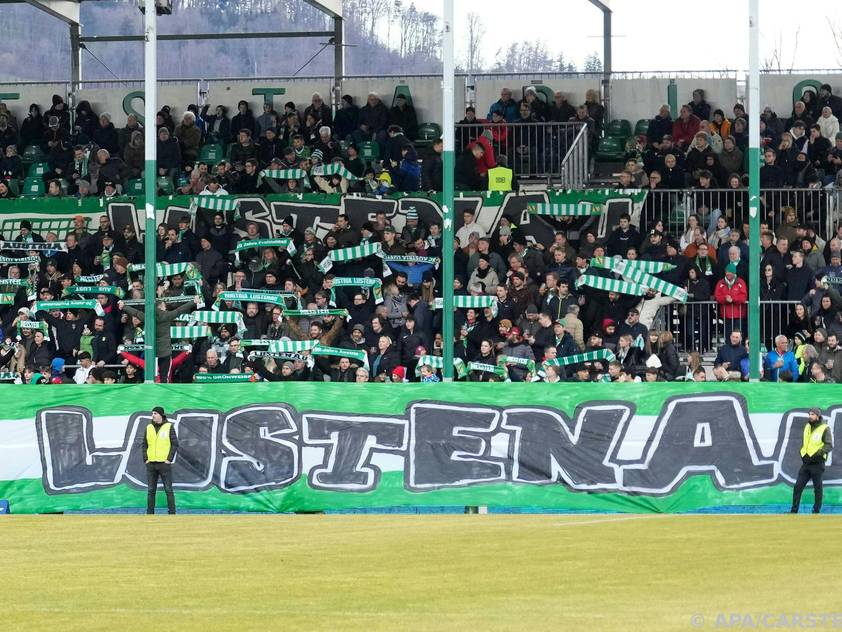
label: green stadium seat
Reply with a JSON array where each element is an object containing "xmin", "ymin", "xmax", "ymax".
[
  {"xmin": 22, "ymin": 177, "xmax": 45, "ymax": 197},
  {"xmin": 606, "ymin": 119, "xmax": 632, "ymax": 139},
  {"xmin": 28, "ymin": 162, "xmax": 49, "ymax": 178},
  {"xmin": 126, "ymin": 178, "xmax": 145, "ymax": 195},
  {"xmin": 634, "ymin": 119, "xmax": 651, "ymax": 137},
  {"xmin": 594, "ymin": 136, "xmax": 628, "ymax": 162},
  {"xmin": 156, "ymin": 176, "xmax": 174, "ymax": 195},
  {"xmin": 21, "ymin": 145, "xmax": 45, "ymax": 165},
  {"xmin": 392, "ymin": 85, "xmax": 413, "ymax": 107},
  {"xmin": 359, "ymin": 141, "xmax": 380, "ymax": 166},
  {"xmin": 416, "ymin": 122, "xmax": 442, "ymax": 147},
  {"xmin": 199, "ymin": 143, "xmax": 224, "ymax": 165}
]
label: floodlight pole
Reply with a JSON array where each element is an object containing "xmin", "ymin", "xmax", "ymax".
[
  {"xmin": 441, "ymin": 0, "xmax": 455, "ymax": 381},
  {"xmin": 748, "ymin": 0, "xmax": 761, "ymax": 380},
  {"xmin": 143, "ymin": 0, "xmax": 158, "ymax": 383}
]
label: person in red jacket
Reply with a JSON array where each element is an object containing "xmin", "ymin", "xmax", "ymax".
[
  {"xmin": 672, "ymin": 105, "xmax": 702, "ymax": 150},
  {"xmin": 714, "ymin": 262, "xmax": 748, "ymax": 337},
  {"xmin": 473, "ymin": 132, "xmax": 497, "ymax": 178}
]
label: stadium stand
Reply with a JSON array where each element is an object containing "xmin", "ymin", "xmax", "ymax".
[{"xmin": 1, "ymin": 81, "xmax": 842, "ymax": 384}]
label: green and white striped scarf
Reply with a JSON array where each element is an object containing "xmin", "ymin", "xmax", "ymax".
[
  {"xmin": 186, "ymin": 310, "xmax": 246, "ymax": 335},
  {"xmin": 122, "ymin": 295, "xmax": 201, "ymax": 307},
  {"xmin": 545, "ymin": 349, "xmax": 616, "ymax": 367},
  {"xmin": 189, "ymin": 195, "xmax": 240, "ymax": 211},
  {"xmin": 260, "ymin": 169, "xmax": 308, "ymax": 180},
  {"xmin": 194, "ymin": 373, "xmax": 258, "ymax": 383},
  {"xmin": 497, "ymin": 355, "xmax": 536, "ymax": 374},
  {"xmin": 319, "ymin": 242, "xmax": 389, "ymax": 275},
  {"xmin": 267, "ymin": 339, "xmax": 319, "ymax": 354},
  {"xmin": 329, "ymin": 277, "xmax": 383, "ymax": 305},
  {"xmin": 435, "ymin": 295, "xmax": 498, "ymax": 317},
  {"xmin": 614, "ymin": 261, "xmax": 687, "ymax": 302},
  {"xmin": 383, "ymin": 255, "xmax": 440, "ymax": 269},
  {"xmin": 311, "ymin": 344, "xmax": 369, "ymax": 369},
  {"xmin": 414, "ymin": 355, "xmax": 468, "ymax": 379},
  {"xmin": 311, "ymin": 163, "xmax": 361, "ymax": 181},
  {"xmin": 170, "ymin": 325, "xmax": 211, "ymax": 339},
  {"xmin": 590, "ymin": 256, "xmax": 675, "ymax": 275},
  {"xmin": 632, "ymin": 334, "xmax": 646, "ymax": 350},
  {"xmin": 0, "ymin": 278, "xmax": 32, "ymax": 289},
  {"xmin": 0, "ymin": 256, "xmax": 40, "ymax": 265},
  {"xmin": 240, "ymin": 338, "xmax": 271, "ymax": 348},
  {"xmin": 233, "ymin": 238, "xmax": 296, "ymax": 256},
  {"xmin": 129, "ymin": 262, "xmax": 201, "ymax": 280},
  {"xmin": 214, "ymin": 291, "xmax": 288, "ymax": 309},
  {"xmin": 0, "ymin": 371, "xmax": 18, "ymax": 381},
  {"xmin": 468, "ymin": 362, "xmax": 508, "ymax": 379},
  {"xmin": 528, "ymin": 202, "xmax": 600, "ymax": 216},
  {"xmin": 34, "ymin": 299, "xmax": 104, "ymax": 317},
  {"xmin": 18, "ymin": 320, "xmax": 50, "ymax": 340},
  {"xmin": 64, "ymin": 285, "xmax": 124, "ymax": 298},
  {"xmin": 0, "ymin": 293, "xmax": 16, "ymax": 305},
  {"xmin": 575, "ymin": 274, "xmax": 648, "ymax": 297}
]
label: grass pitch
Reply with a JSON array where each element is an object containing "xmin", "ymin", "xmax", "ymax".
[{"xmin": 4, "ymin": 513, "xmax": 840, "ymax": 631}]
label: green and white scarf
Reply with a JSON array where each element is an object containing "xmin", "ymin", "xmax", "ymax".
[
  {"xmin": 329, "ymin": 277, "xmax": 383, "ymax": 305},
  {"xmin": 414, "ymin": 355, "xmax": 468, "ymax": 379},
  {"xmin": 194, "ymin": 373, "xmax": 257, "ymax": 383},
  {"xmin": 0, "ymin": 293, "xmax": 16, "ymax": 305},
  {"xmin": 185, "ymin": 310, "xmax": 246, "ymax": 335},
  {"xmin": 260, "ymin": 169, "xmax": 308, "ymax": 180},
  {"xmin": 267, "ymin": 339, "xmax": 319, "ymax": 354},
  {"xmin": 311, "ymin": 163, "xmax": 361, "ymax": 181},
  {"xmin": 75, "ymin": 274, "xmax": 106, "ymax": 284},
  {"xmin": 383, "ymin": 255, "xmax": 440, "ymax": 269},
  {"xmin": 497, "ymin": 355, "xmax": 536, "ymax": 374},
  {"xmin": 18, "ymin": 320, "xmax": 50, "ymax": 340},
  {"xmin": 170, "ymin": 325, "xmax": 211, "ymax": 339},
  {"xmin": 281, "ymin": 308, "xmax": 348, "ymax": 318},
  {"xmin": 240, "ymin": 338, "xmax": 271, "ymax": 348},
  {"xmin": 609, "ymin": 258, "xmax": 687, "ymax": 302},
  {"xmin": 528, "ymin": 202, "xmax": 600, "ymax": 216},
  {"xmin": 544, "ymin": 349, "xmax": 616, "ymax": 367},
  {"xmin": 318, "ymin": 242, "xmax": 389, "ymax": 275},
  {"xmin": 311, "ymin": 344, "xmax": 369, "ymax": 369},
  {"xmin": 213, "ymin": 291, "xmax": 288, "ymax": 309},
  {"xmin": 34, "ymin": 299, "xmax": 105, "ymax": 317},
  {"xmin": 590, "ymin": 256, "xmax": 676, "ymax": 275},
  {"xmin": 122, "ymin": 295, "xmax": 201, "ymax": 307},
  {"xmin": 0, "ymin": 240, "xmax": 66, "ymax": 252},
  {"xmin": 0, "ymin": 372, "xmax": 18, "ymax": 381},
  {"xmin": 468, "ymin": 362, "xmax": 508, "ymax": 379},
  {"xmin": 0, "ymin": 256, "xmax": 40, "ymax": 265},
  {"xmin": 64, "ymin": 285, "xmax": 124, "ymax": 298},
  {"xmin": 575, "ymin": 274, "xmax": 648, "ymax": 297},
  {"xmin": 233, "ymin": 238, "xmax": 296, "ymax": 256},
  {"xmin": 189, "ymin": 195, "xmax": 240, "ymax": 212},
  {"xmin": 129, "ymin": 262, "xmax": 201, "ymax": 280},
  {"xmin": 434, "ymin": 295, "xmax": 499, "ymax": 317}
]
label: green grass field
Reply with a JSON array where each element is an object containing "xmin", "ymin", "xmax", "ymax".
[{"xmin": 5, "ymin": 514, "xmax": 841, "ymax": 631}]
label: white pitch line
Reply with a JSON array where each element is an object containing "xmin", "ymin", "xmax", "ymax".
[{"xmin": 551, "ymin": 514, "xmax": 666, "ymax": 527}]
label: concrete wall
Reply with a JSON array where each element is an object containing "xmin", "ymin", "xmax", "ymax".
[{"xmin": 1, "ymin": 73, "xmax": 839, "ymax": 132}]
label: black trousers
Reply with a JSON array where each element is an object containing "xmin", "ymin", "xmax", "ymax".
[
  {"xmin": 158, "ymin": 355, "xmax": 172, "ymax": 383},
  {"xmin": 146, "ymin": 462, "xmax": 176, "ymax": 514},
  {"xmin": 791, "ymin": 462, "xmax": 824, "ymax": 513}
]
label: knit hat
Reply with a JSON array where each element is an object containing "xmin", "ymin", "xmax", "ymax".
[
  {"xmin": 391, "ymin": 366, "xmax": 406, "ymax": 382},
  {"xmin": 21, "ymin": 219, "xmax": 32, "ymax": 230},
  {"xmin": 725, "ymin": 262, "xmax": 738, "ymax": 275},
  {"xmin": 152, "ymin": 406, "xmax": 167, "ymax": 420},
  {"xmin": 794, "ymin": 330, "xmax": 807, "ymax": 344},
  {"xmin": 281, "ymin": 215, "xmax": 294, "ymax": 228},
  {"xmin": 406, "ymin": 207, "xmax": 418, "ymax": 221},
  {"xmin": 809, "ymin": 407, "xmax": 823, "ymax": 418}
]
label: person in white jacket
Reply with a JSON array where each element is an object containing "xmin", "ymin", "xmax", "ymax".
[{"xmin": 818, "ymin": 106, "xmax": 840, "ymax": 141}]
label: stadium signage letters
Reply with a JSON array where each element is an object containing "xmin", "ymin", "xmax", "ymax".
[{"xmin": 33, "ymin": 393, "xmax": 838, "ymax": 496}]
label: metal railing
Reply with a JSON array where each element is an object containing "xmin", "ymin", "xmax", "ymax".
[
  {"xmin": 638, "ymin": 188, "xmax": 835, "ymax": 239},
  {"xmin": 454, "ymin": 121, "xmax": 587, "ymax": 183},
  {"xmin": 654, "ymin": 300, "xmax": 800, "ymax": 356},
  {"xmin": 560, "ymin": 124, "xmax": 590, "ymax": 189}
]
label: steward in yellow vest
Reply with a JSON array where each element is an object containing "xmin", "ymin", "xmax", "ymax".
[
  {"xmin": 791, "ymin": 407, "xmax": 833, "ymax": 514},
  {"xmin": 487, "ymin": 155, "xmax": 517, "ymax": 192},
  {"xmin": 142, "ymin": 406, "xmax": 179, "ymax": 515}
]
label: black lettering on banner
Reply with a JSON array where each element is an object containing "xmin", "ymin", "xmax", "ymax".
[
  {"xmin": 501, "ymin": 404, "xmax": 632, "ymax": 489},
  {"xmin": 341, "ymin": 197, "xmax": 397, "ymax": 231},
  {"xmin": 35, "ymin": 406, "xmax": 125, "ymax": 493},
  {"xmin": 122, "ymin": 411, "xmax": 220, "ymax": 491},
  {"xmin": 219, "ymin": 404, "xmax": 299, "ymax": 493},
  {"xmin": 619, "ymin": 394, "xmax": 777, "ymax": 494},
  {"xmin": 775, "ymin": 407, "xmax": 842, "ymax": 485},
  {"xmin": 407, "ymin": 402, "xmax": 506, "ymax": 491},
  {"xmin": 270, "ymin": 201, "xmax": 340, "ymax": 239},
  {"xmin": 302, "ymin": 414, "xmax": 408, "ymax": 491}
]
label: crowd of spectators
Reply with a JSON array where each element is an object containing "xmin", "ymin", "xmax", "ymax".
[{"xmin": 2, "ymin": 83, "xmax": 842, "ymax": 384}]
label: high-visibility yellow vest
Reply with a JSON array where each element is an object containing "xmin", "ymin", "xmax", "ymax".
[
  {"xmin": 146, "ymin": 422, "xmax": 173, "ymax": 462},
  {"xmin": 487, "ymin": 166, "xmax": 513, "ymax": 192},
  {"xmin": 801, "ymin": 422, "xmax": 829, "ymax": 460}
]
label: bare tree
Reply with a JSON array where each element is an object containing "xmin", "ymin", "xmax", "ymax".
[
  {"xmin": 828, "ymin": 18, "xmax": 842, "ymax": 66},
  {"xmin": 761, "ymin": 28, "xmax": 800, "ymax": 72},
  {"xmin": 464, "ymin": 12, "xmax": 486, "ymax": 75}
]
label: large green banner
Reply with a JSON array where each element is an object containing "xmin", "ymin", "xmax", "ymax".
[{"xmin": 0, "ymin": 383, "xmax": 838, "ymax": 514}]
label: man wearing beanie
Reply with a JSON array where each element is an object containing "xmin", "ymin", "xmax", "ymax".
[
  {"xmin": 142, "ymin": 406, "xmax": 179, "ymax": 515},
  {"xmin": 791, "ymin": 407, "xmax": 833, "ymax": 513}
]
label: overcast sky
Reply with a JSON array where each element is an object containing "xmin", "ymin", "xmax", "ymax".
[{"xmin": 408, "ymin": 0, "xmax": 842, "ymax": 72}]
